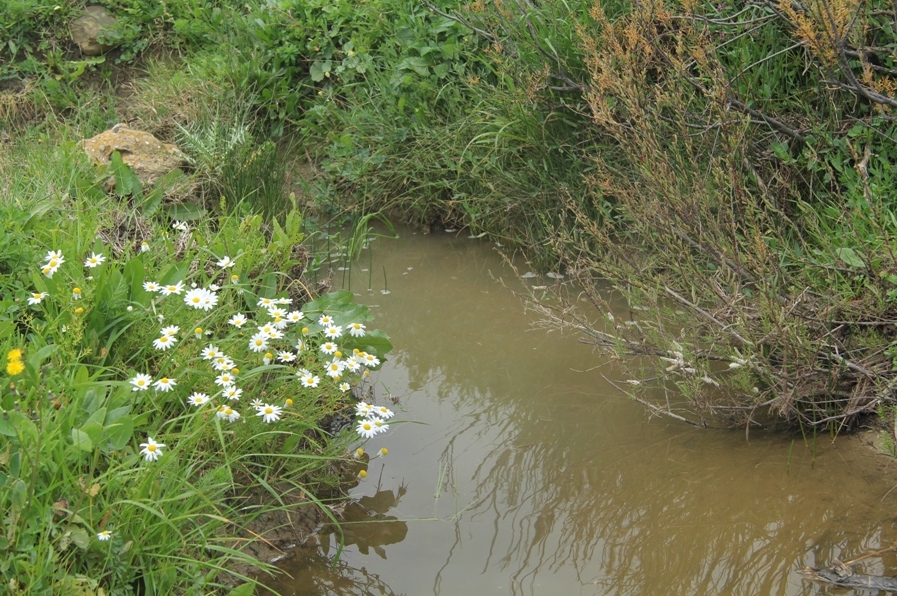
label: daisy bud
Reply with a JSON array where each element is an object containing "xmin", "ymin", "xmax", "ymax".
[
  {"xmin": 194, "ymin": 327, "xmax": 203, "ymax": 339},
  {"xmin": 72, "ymin": 287, "xmax": 82, "ymax": 300},
  {"xmin": 263, "ymin": 352, "xmax": 273, "ymax": 365},
  {"xmin": 75, "ymin": 307, "xmax": 84, "ymax": 315},
  {"xmin": 286, "ymin": 398, "xmax": 293, "ymax": 406},
  {"xmin": 378, "ymin": 447, "xmax": 388, "ymax": 457},
  {"xmin": 301, "ymin": 327, "xmax": 309, "ymax": 334},
  {"xmin": 353, "ymin": 448, "xmax": 364, "ymax": 459},
  {"xmin": 358, "ymin": 469, "xmax": 367, "ymax": 479}
]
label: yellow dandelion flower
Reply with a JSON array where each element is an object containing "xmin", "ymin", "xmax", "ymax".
[{"xmin": 6, "ymin": 359, "xmax": 25, "ymax": 376}]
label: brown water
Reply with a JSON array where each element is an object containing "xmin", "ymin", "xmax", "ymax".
[{"xmin": 269, "ymin": 228, "xmax": 897, "ymax": 596}]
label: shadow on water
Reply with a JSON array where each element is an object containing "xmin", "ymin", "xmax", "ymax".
[{"xmin": 270, "ymin": 227, "xmax": 897, "ymax": 596}]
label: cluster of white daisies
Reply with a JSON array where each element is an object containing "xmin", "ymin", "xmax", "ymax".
[
  {"xmin": 126, "ymin": 261, "xmax": 393, "ymax": 462},
  {"xmin": 354, "ymin": 401, "xmax": 394, "ymax": 439}
]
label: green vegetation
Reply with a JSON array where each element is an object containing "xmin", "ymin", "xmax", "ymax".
[{"xmin": 4, "ymin": 0, "xmax": 897, "ymax": 589}]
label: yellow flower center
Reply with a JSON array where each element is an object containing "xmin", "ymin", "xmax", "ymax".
[
  {"xmin": 147, "ymin": 445, "xmax": 156, "ymax": 452},
  {"xmin": 265, "ymin": 407, "xmax": 273, "ymax": 414},
  {"xmin": 161, "ymin": 377, "xmax": 168, "ymax": 383},
  {"xmin": 73, "ymin": 288, "xmax": 81, "ymax": 294},
  {"xmin": 75, "ymin": 307, "xmax": 84, "ymax": 314}
]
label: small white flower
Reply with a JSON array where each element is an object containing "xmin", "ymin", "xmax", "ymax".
[
  {"xmin": 287, "ymin": 311, "xmax": 304, "ymax": 324},
  {"xmin": 27, "ymin": 292, "xmax": 48, "ymax": 305},
  {"xmin": 248, "ymin": 333, "xmax": 268, "ymax": 353},
  {"xmin": 140, "ymin": 241, "xmax": 150, "ymax": 253},
  {"xmin": 372, "ymin": 406, "xmax": 394, "ymax": 420},
  {"xmin": 97, "ymin": 530, "xmax": 113, "ymax": 541},
  {"xmin": 275, "ymin": 297, "xmax": 292, "ymax": 305},
  {"xmin": 217, "ymin": 256, "xmax": 236, "ymax": 268},
  {"xmin": 130, "ymin": 373, "xmax": 153, "ymax": 391},
  {"xmin": 143, "ymin": 281, "xmax": 161, "ymax": 292},
  {"xmin": 324, "ymin": 325, "xmax": 343, "ymax": 339},
  {"xmin": 161, "ymin": 325, "xmax": 180, "ymax": 337},
  {"xmin": 344, "ymin": 357, "xmax": 361, "ymax": 373},
  {"xmin": 250, "ymin": 398, "xmax": 263, "ymax": 409},
  {"xmin": 301, "ymin": 374, "xmax": 320, "ymax": 388},
  {"xmin": 228, "ymin": 313, "xmax": 248, "ymax": 327},
  {"xmin": 212, "ymin": 356, "xmax": 235, "ymax": 371},
  {"xmin": 225, "ymin": 407, "xmax": 241, "ymax": 423},
  {"xmin": 172, "ymin": 221, "xmax": 188, "ymax": 232},
  {"xmin": 339, "ymin": 382, "xmax": 351, "ymax": 392},
  {"xmin": 277, "ymin": 351, "xmax": 296, "ymax": 363},
  {"xmin": 222, "ymin": 386, "xmax": 243, "ymax": 401},
  {"xmin": 319, "ymin": 342, "xmax": 338, "ymax": 355},
  {"xmin": 356, "ymin": 419, "xmax": 377, "ymax": 439},
  {"xmin": 159, "ymin": 281, "xmax": 184, "ymax": 296},
  {"xmin": 318, "ymin": 314, "xmax": 334, "ymax": 326},
  {"xmin": 348, "ymin": 322, "xmax": 366, "ymax": 337},
  {"xmin": 372, "ymin": 418, "xmax": 389, "ymax": 434},
  {"xmin": 153, "ymin": 377, "xmax": 177, "ymax": 392},
  {"xmin": 360, "ymin": 352, "xmax": 380, "ymax": 367},
  {"xmin": 84, "ymin": 252, "xmax": 105, "ymax": 268},
  {"xmin": 257, "ymin": 297, "xmax": 276, "ymax": 309},
  {"xmin": 201, "ymin": 345, "xmax": 221, "ymax": 360},
  {"xmin": 139, "ymin": 437, "xmax": 165, "ymax": 461},
  {"xmin": 188, "ymin": 392, "xmax": 210, "ymax": 407},
  {"xmin": 215, "ymin": 372, "xmax": 236, "ymax": 387},
  {"xmin": 256, "ymin": 404, "xmax": 282, "ymax": 423},
  {"xmin": 152, "ymin": 335, "xmax": 176, "ymax": 351},
  {"xmin": 355, "ymin": 402, "xmax": 373, "ymax": 417}
]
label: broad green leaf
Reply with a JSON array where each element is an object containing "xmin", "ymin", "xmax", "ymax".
[
  {"xmin": 72, "ymin": 428, "xmax": 93, "ymax": 452},
  {"xmin": 836, "ymin": 247, "xmax": 865, "ymax": 268}
]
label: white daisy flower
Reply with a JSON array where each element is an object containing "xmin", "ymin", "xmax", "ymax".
[
  {"xmin": 318, "ymin": 314, "xmax": 334, "ymax": 326},
  {"xmin": 348, "ymin": 322, "xmax": 366, "ymax": 337},
  {"xmin": 212, "ymin": 356, "xmax": 235, "ymax": 371},
  {"xmin": 228, "ymin": 313, "xmax": 248, "ymax": 327},
  {"xmin": 276, "ymin": 297, "xmax": 292, "ymax": 305},
  {"xmin": 277, "ymin": 351, "xmax": 296, "ymax": 363},
  {"xmin": 183, "ymin": 288, "xmax": 206, "ymax": 309},
  {"xmin": 97, "ymin": 530, "xmax": 113, "ymax": 541},
  {"xmin": 286, "ymin": 311, "xmax": 304, "ymax": 323},
  {"xmin": 361, "ymin": 352, "xmax": 380, "ymax": 367},
  {"xmin": 222, "ymin": 386, "xmax": 242, "ymax": 401},
  {"xmin": 372, "ymin": 418, "xmax": 389, "ymax": 434},
  {"xmin": 188, "ymin": 392, "xmax": 210, "ymax": 407},
  {"xmin": 201, "ymin": 345, "xmax": 221, "ymax": 360},
  {"xmin": 324, "ymin": 325, "xmax": 343, "ymax": 339},
  {"xmin": 256, "ymin": 404, "xmax": 282, "ymax": 423},
  {"xmin": 153, "ymin": 377, "xmax": 177, "ymax": 392},
  {"xmin": 344, "ymin": 357, "xmax": 361, "ymax": 373},
  {"xmin": 266, "ymin": 328, "xmax": 284, "ymax": 340},
  {"xmin": 301, "ymin": 374, "xmax": 320, "ymax": 388},
  {"xmin": 27, "ymin": 292, "xmax": 48, "ymax": 305},
  {"xmin": 250, "ymin": 398, "xmax": 264, "ymax": 409},
  {"xmin": 248, "ymin": 333, "xmax": 268, "ymax": 353},
  {"xmin": 356, "ymin": 419, "xmax": 377, "ymax": 439},
  {"xmin": 152, "ymin": 335, "xmax": 176, "ymax": 351},
  {"xmin": 139, "ymin": 437, "xmax": 165, "ymax": 461},
  {"xmin": 355, "ymin": 402, "xmax": 373, "ymax": 417},
  {"xmin": 159, "ymin": 281, "xmax": 184, "ymax": 296},
  {"xmin": 325, "ymin": 360, "xmax": 345, "ymax": 379},
  {"xmin": 339, "ymin": 382, "xmax": 351, "ymax": 392},
  {"xmin": 320, "ymin": 342, "xmax": 338, "ymax": 355},
  {"xmin": 217, "ymin": 256, "xmax": 236, "ymax": 268},
  {"xmin": 215, "ymin": 372, "xmax": 236, "ymax": 387},
  {"xmin": 84, "ymin": 253, "xmax": 105, "ymax": 268},
  {"xmin": 143, "ymin": 281, "xmax": 161, "ymax": 292},
  {"xmin": 172, "ymin": 221, "xmax": 188, "ymax": 232},
  {"xmin": 372, "ymin": 406, "xmax": 394, "ymax": 420},
  {"xmin": 161, "ymin": 325, "xmax": 180, "ymax": 337},
  {"xmin": 130, "ymin": 373, "xmax": 153, "ymax": 391},
  {"xmin": 257, "ymin": 297, "xmax": 276, "ymax": 309},
  {"xmin": 267, "ymin": 306, "xmax": 287, "ymax": 319}
]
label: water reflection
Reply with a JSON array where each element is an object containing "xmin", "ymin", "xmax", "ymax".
[
  {"xmin": 273, "ymin": 229, "xmax": 897, "ymax": 596},
  {"xmin": 265, "ymin": 485, "xmax": 408, "ymax": 596}
]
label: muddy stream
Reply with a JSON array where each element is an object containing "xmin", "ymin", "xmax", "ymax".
[{"xmin": 266, "ymin": 228, "xmax": 897, "ymax": 595}]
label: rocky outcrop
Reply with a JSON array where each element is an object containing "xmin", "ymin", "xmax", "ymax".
[
  {"xmin": 82, "ymin": 125, "xmax": 188, "ymax": 187},
  {"xmin": 71, "ymin": 6, "xmax": 117, "ymax": 56}
]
